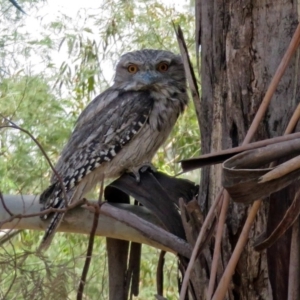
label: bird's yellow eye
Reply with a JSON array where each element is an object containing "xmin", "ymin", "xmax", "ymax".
[
  {"xmin": 127, "ymin": 64, "xmax": 138, "ymax": 74},
  {"xmin": 157, "ymin": 62, "xmax": 169, "ymax": 72}
]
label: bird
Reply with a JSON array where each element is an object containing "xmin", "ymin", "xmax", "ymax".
[{"xmin": 39, "ymin": 49, "xmax": 188, "ymax": 250}]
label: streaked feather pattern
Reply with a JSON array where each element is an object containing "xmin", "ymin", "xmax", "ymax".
[{"xmin": 39, "ymin": 49, "xmax": 188, "ymax": 250}]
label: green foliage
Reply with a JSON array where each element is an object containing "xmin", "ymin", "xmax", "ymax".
[
  {"xmin": 0, "ymin": 75, "xmax": 75, "ymax": 194},
  {"xmin": 0, "ymin": 0, "xmax": 199, "ymax": 298}
]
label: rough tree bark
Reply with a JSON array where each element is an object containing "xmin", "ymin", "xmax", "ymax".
[{"xmin": 197, "ymin": 1, "xmax": 300, "ymax": 299}]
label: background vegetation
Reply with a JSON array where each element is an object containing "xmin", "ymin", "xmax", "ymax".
[{"xmin": 0, "ymin": 0, "xmax": 199, "ymax": 298}]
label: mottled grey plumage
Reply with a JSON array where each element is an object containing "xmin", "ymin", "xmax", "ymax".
[{"xmin": 39, "ymin": 49, "xmax": 188, "ymax": 250}]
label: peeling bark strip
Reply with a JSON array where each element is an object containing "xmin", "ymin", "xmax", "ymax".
[
  {"xmin": 197, "ymin": 1, "xmax": 300, "ymax": 299},
  {"xmin": 181, "ymin": 132, "xmax": 300, "ymax": 171},
  {"xmin": 222, "ymin": 139, "xmax": 300, "ymax": 204}
]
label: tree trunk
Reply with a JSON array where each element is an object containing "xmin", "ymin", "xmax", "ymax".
[{"xmin": 197, "ymin": 1, "xmax": 300, "ymax": 299}]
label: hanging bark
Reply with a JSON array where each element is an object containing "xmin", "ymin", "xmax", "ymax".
[{"xmin": 196, "ymin": 1, "xmax": 300, "ymax": 299}]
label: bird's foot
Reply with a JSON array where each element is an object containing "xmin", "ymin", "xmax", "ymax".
[{"xmin": 127, "ymin": 162, "xmax": 157, "ymax": 182}]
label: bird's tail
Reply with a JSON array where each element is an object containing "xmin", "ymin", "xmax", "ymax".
[
  {"xmin": 38, "ymin": 208, "xmax": 66, "ymax": 251},
  {"xmin": 38, "ymin": 182, "xmax": 81, "ymax": 251},
  {"xmin": 39, "ymin": 174, "xmax": 90, "ymax": 251}
]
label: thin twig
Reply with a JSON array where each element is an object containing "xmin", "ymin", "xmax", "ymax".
[
  {"xmin": 0, "ymin": 229, "xmax": 22, "ymax": 246},
  {"xmin": 211, "ymin": 200, "xmax": 262, "ymax": 300},
  {"xmin": 0, "ymin": 191, "xmax": 14, "ymax": 216},
  {"xmin": 76, "ymin": 206, "xmax": 100, "ymax": 300},
  {"xmin": 179, "ymin": 191, "xmax": 223, "ymax": 299},
  {"xmin": 285, "ymin": 103, "xmax": 300, "ymax": 134},
  {"xmin": 98, "ymin": 175, "xmax": 105, "ymax": 205},
  {"xmin": 0, "ymin": 198, "xmax": 86, "ymax": 228},
  {"xmin": 0, "ymin": 120, "xmax": 68, "ymax": 207},
  {"xmin": 259, "ymin": 154, "xmax": 300, "ymax": 183},
  {"xmin": 2, "ymin": 240, "xmax": 18, "ymax": 299},
  {"xmin": 243, "ymin": 23, "xmax": 300, "ymax": 144},
  {"xmin": 77, "ymin": 176, "xmax": 104, "ymax": 300},
  {"xmin": 287, "ymin": 221, "xmax": 300, "ymax": 300},
  {"xmin": 207, "ymin": 191, "xmax": 230, "ymax": 299}
]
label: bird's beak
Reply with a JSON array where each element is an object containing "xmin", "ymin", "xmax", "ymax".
[{"xmin": 138, "ymin": 71, "xmax": 160, "ymax": 86}]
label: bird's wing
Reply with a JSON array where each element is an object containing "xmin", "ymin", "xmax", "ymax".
[{"xmin": 40, "ymin": 88, "xmax": 154, "ymax": 205}]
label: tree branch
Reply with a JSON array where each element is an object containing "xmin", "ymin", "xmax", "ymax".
[{"xmin": 0, "ymin": 195, "xmax": 191, "ymax": 257}]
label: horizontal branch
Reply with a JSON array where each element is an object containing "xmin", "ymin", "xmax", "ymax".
[{"xmin": 0, "ymin": 195, "xmax": 191, "ymax": 257}]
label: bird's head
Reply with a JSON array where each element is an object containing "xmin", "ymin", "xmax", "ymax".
[{"xmin": 113, "ymin": 49, "xmax": 186, "ymax": 92}]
